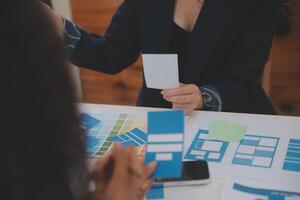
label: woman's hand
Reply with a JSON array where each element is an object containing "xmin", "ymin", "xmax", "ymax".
[
  {"xmin": 161, "ymin": 83, "xmax": 204, "ymax": 114},
  {"xmin": 137, "ymin": 158, "xmax": 157, "ymax": 200},
  {"xmin": 90, "ymin": 144, "xmax": 156, "ymax": 200}
]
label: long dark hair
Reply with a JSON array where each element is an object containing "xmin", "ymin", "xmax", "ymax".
[{"xmin": 0, "ymin": 1, "xmax": 87, "ymax": 199}]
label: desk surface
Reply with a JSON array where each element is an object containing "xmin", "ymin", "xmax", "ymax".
[{"xmin": 81, "ymin": 103, "xmax": 300, "ymax": 200}]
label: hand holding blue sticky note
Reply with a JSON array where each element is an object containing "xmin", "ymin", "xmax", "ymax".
[{"xmin": 145, "ymin": 110, "xmax": 184, "ymax": 179}]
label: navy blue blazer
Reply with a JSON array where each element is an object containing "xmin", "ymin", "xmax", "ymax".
[{"xmin": 71, "ymin": 0, "xmax": 279, "ymax": 114}]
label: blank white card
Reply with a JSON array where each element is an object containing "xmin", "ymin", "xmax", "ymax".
[{"xmin": 142, "ymin": 54, "xmax": 179, "ymax": 89}]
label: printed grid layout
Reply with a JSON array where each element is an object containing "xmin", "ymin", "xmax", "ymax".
[
  {"xmin": 185, "ymin": 129, "xmax": 229, "ymax": 162},
  {"xmin": 283, "ymin": 138, "xmax": 300, "ymax": 172},
  {"xmin": 232, "ymin": 135, "xmax": 279, "ymax": 168},
  {"xmin": 82, "ymin": 112, "xmax": 146, "ymax": 157}
]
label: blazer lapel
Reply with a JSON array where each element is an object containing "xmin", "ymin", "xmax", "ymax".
[
  {"xmin": 184, "ymin": 0, "xmax": 231, "ymax": 83},
  {"xmin": 140, "ymin": 0, "xmax": 175, "ymax": 53}
]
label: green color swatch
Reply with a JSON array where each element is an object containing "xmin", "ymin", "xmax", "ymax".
[{"xmin": 207, "ymin": 120, "xmax": 247, "ymax": 142}]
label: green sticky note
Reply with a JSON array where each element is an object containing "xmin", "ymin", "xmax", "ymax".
[{"xmin": 207, "ymin": 120, "xmax": 247, "ymax": 142}]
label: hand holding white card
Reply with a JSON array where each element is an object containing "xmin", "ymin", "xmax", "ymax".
[{"xmin": 142, "ymin": 54, "xmax": 179, "ymax": 89}]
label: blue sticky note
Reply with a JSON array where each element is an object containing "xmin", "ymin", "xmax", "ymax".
[
  {"xmin": 148, "ymin": 110, "xmax": 184, "ymax": 134},
  {"xmin": 145, "ymin": 110, "xmax": 184, "ymax": 179},
  {"xmin": 147, "ymin": 183, "xmax": 164, "ymax": 200}
]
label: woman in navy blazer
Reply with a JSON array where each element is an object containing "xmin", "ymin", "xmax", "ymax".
[{"xmin": 59, "ymin": 0, "xmax": 279, "ymax": 114}]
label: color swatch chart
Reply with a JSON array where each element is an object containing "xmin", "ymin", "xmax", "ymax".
[
  {"xmin": 232, "ymin": 135, "xmax": 279, "ymax": 168},
  {"xmin": 111, "ymin": 128, "xmax": 147, "ymax": 147},
  {"xmin": 185, "ymin": 129, "xmax": 229, "ymax": 163},
  {"xmin": 283, "ymin": 138, "xmax": 300, "ymax": 172},
  {"xmin": 81, "ymin": 112, "xmax": 146, "ymax": 157}
]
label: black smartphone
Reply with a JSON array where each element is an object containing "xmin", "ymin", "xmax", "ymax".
[{"xmin": 155, "ymin": 160, "xmax": 210, "ymax": 187}]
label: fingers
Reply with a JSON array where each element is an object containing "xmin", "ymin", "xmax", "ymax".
[
  {"xmin": 111, "ymin": 145, "xmax": 145, "ymax": 182},
  {"xmin": 113, "ymin": 145, "xmax": 135, "ymax": 174},
  {"xmin": 144, "ymin": 161, "xmax": 157, "ymax": 178},
  {"xmin": 92, "ymin": 144, "xmax": 134, "ymax": 183},
  {"xmin": 161, "ymin": 84, "xmax": 204, "ymax": 113},
  {"xmin": 90, "ymin": 154, "xmax": 111, "ymax": 180},
  {"xmin": 93, "ymin": 145, "xmax": 150, "ymax": 200},
  {"xmin": 164, "ymin": 94, "xmax": 194, "ymax": 104},
  {"xmin": 161, "ymin": 83, "xmax": 197, "ymax": 97},
  {"xmin": 136, "ymin": 179, "xmax": 154, "ymax": 200},
  {"xmin": 128, "ymin": 148, "xmax": 144, "ymax": 179},
  {"xmin": 162, "ymin": 84, "xmax": 200, "ymax": 104},
  {"xmin": 172, "ymin": 104, "xmax": 194, "ymax": 115},
  {"xmin": 161, "ymin": 87, "xmax": 191, "ymax": 97},
  {"xmin": 90, "ymin": 152, "xmax": 114, "ymax": 192},
  {"xmin": 136, "ymin": 162, "xmax": 156, "ymax": 200}
]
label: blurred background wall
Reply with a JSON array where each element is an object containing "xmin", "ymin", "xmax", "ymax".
[{"xmin": 67, "ymin": 0, "xmax": 300, "ymax": 116}]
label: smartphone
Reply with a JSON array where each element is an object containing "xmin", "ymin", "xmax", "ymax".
[{"xmin": 155, "ymin": 160, "xmax": 210, "ymax": 187}]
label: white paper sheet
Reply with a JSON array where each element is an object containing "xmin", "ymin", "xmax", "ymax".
[
  {"xmin": 144, "ymin": 185, "xmax": 196, "ymax": 200},
  {"xmin": 164, "ymin": 186, "xmax": 195, "ymax": 200},
  {"xmin": 221, "ymin": 178, "xmax": 300, "ymax": 200},
  {"xmin": 142, "ymin": 54, "xmax": 179, "ymax": 89}
]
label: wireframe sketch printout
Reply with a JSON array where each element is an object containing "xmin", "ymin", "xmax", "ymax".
[
  {"xmin": 283, "ymin": 138, "xmax": 300, "ymax": 172},
  {"xmin": 142, "ymin": 54, "xmax": 179, "ymax": 89},
  {"xmin": 145, "ymin": 110, "xmax": 185, "ymax": 178},
  {"xmin": 184, "ymin": 111, "xmax": 300, "ymax": 186},
  {"xmin": 221, "ymin": 178, "xmax": 300, "ymax": 200},
  {"xmin": 185, "ymin": 129, "xmax": 229, "ymax": 163},
  {"xmin": 146, "ymin": 183, "xmax": 195, "ymax": 200}
]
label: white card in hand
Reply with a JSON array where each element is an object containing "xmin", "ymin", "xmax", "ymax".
[{"xmin": 142, "ymin": 54, "xmax": 179, "ymax": 89}]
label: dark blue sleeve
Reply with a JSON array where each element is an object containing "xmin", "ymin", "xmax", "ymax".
[
  {"xmin": 63, "ymin": 18, "xmax": 82, "ymax": 57},
  {"xmin": 66, "ymin": 0, "xmax": 140, "ymax": 74},
  {"xmin": 200, "ymin": 85, "xmax": 223, "ymax": 111}
]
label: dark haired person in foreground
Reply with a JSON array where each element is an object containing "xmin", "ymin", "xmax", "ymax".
[{"xmin": 0, "ymin": 1, "xmax": 155, "ymax": 200}]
